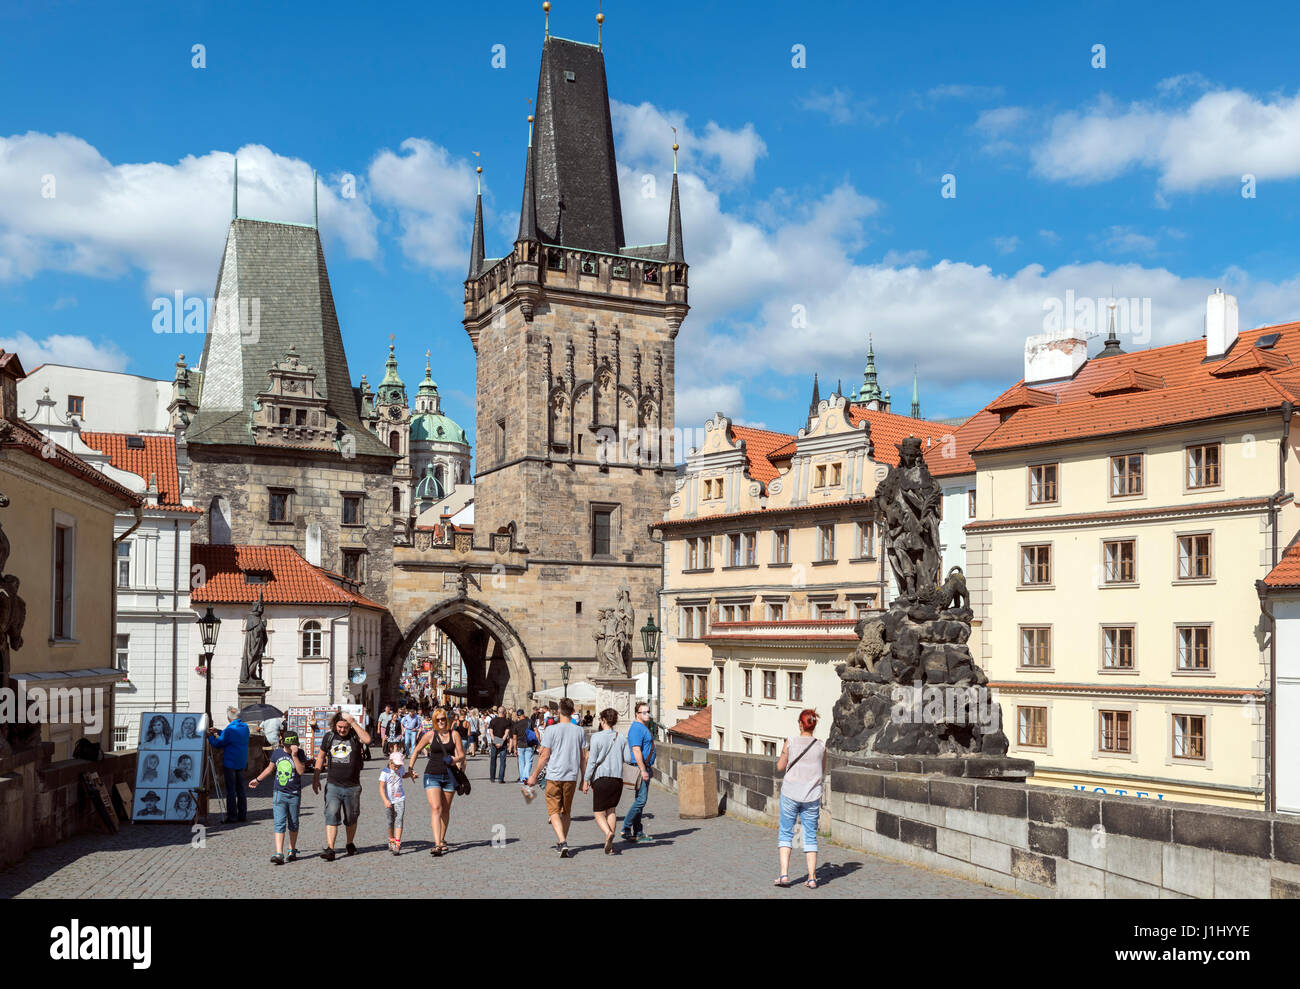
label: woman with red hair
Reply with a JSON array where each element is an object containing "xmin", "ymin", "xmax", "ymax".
[{"xmin": 774, "ymin": 708, "xmax": 826, "ymax": 889}]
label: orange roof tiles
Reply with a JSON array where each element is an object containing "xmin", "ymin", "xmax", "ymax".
[
  {"xmin": 190, "ymin": 544, "xmax": 387, "ymax": 610},
  {"xmin": 667, "ymin": 705, "xmax": 711, "ymax": 742},
  {"xmin": 974, "ymin": 323, "xmax": 1300, "ymax": 454},
  {"xmin": 729, "ymin": 425, "xmax": 795, "ymax": 486},
  {"xmin": 846, "ymin": 405, "xmax": 954, "ymax": 467},
  {"xmin": 1263, "ymin": 539, "xmax": 1300, "ymax": 588},
  {"xmin": 0, "ymin": 417, "xmax": 140, "ymax": 506},
  {"xmin": 81, "ymin": 432, "xmax": 199, "ymax": 510},
  {"xmin": 924, "ymin": 410, "xmax": 1001, "ymax": 478},
  {"xmin": 1089, "ymin": 369, "xmax": 1165, "ymax": 397},
  {"xmin": 986, "ymin": 384, "xmax": 1057, "ymax": 414}
]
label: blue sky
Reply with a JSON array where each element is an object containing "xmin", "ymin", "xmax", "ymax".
[{"xmin": 6, "ymin": 0, "xmax": 1300, "ymax": 448}]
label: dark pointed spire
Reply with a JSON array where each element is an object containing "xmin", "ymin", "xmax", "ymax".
[
  {"xmin": 809, "ymin": 373, "xmax": 821, "ymax": 413},
  {"xmin": 1098, "ymin": 299, "xmax": 1126, "ymax": 358},
  {"xmin": 517, "ymin": 117, "xmax": 539, "ymax": 244},
  {"xmin": 468, "ymin": 165, "xmax": 485, "ymax": 279},
  {"xmin": 666, "ymin": 172, "xmax": 685, "ymax": 264}
]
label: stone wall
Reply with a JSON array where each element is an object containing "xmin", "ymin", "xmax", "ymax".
[
  {"xmin": 0, "ymin": 743, "xmax": 138, "ymax": 869},
  {"xmin": 654, "ymin": 742, "xmax": 1300, "ymax": 898}
]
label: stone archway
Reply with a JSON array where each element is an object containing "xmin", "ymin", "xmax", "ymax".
[{"xmin": 388, "ymin": 596, "xmax": 533, "ymax": 710}]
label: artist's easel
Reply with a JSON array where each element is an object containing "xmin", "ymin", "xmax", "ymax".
[{"xmin": 197, "ymin": 741, "xmax": 224, "ymax": 825}]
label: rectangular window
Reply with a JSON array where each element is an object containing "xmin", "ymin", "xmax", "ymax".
[
  {"xmin": 53, "ymin": 522, "xmax": 74, "ymax": 639},
  {"xmin": 1186, "ymin": 443, "xmax": 1221, "ymax": 489},
  {"xmin": 496, "ymin": 418, "xmax": 506, "ymax": 463},
  {"xmin": 968, "ymin": 489, "xmax": 977, "ymax": 517},
  {"xmin": 278, "ymin": 407, "xmax": 292, "ymax": 425},
  {"xmin": 1110, "ymin": 453, "xmax": 1144, "ymax": 496},
  {"xmin": 744, "ymin": 736, "xmax": 753, "ymax": 754},
  {"xmin": 341, "ymin": 550, "xmax": 364, "ymax": 582},
  {"xmin": 1020, "ymin": 627, "xmax": 1051, "ymax": 667},
  {"xmin": 727, "ymin": 533, "xmax": 742, "ymax": 567},
  {"xmin": 699, "ymin": 536, "xmax": 711, "ymax": 569},
  {"xmin": 591, "ymin": 508, "xmax": 612, "ymax": 557},
  {"xmin": 342, "ymin": 495, "xmax": 363, "ymax": 526},
  {"xmin": 855, "ymin": 521, "xmax": 875, "ymax": 558},
  {"xmin": 1099, "ymin": 710, "xmax": 1132, "ymax": 753},
  {"xmin": 1020, "ymin": 544, "xmax": 1052, "ymax": 585},
  {"xmin": 1101, "ymin": 626, "xmax": 1135, "ymax": 669},
  {"xmin": 1102, "ymin": 539, "xmax": 1135, "ymax": 584},
  {"xmin": 685, "ymin": 539, "xmax": 698, "ymax": 571},
  {"xmin": 117, "ymin": 541, "xmax": 131, "ymax": 588},
  {"xmin": 788, "ymin": 671, "xmax": 803, "ymax": 702},
  {"xmin": 1028, "ymin": 463, "xmax": 1058, "ymax": 504},
  {"xmin": 744, "ymin": 531, "xmax": 756, "ymax": 566},
  {"xmin": 703, "ymin": 477, "xmax": 724, "ymax": 501},
  {"xmin": 773, "ymin": 529, "xmax": 790, "ymax": 564},
  {"xmin": 814, "ymin": 465, "xmax": 827, "ymax": 488},
  {"xmin": 716, "ymin": 667, "xmax": 725, "ymax": 695},
  {"xmin": 762, "ymin": 670, "xmax": 777, "ymax": 699},
  {"xmin": 744, "ymin": 669, "xmax": 753, "ymax": 698},
  {"xmin": 67, "ymin": 395, "xmax": 84, "ymax": 417},
  {"xmin": 766, "ymin": 600, "xmax": 785, "ymax": 621},
  {"xmin": 1172, "ymin": 714, "xmax": 1206, "ymax": 760},
  {"xmin": 1017, "ymin": 706, "xmax": 1047, "ymax": 747},
  {"xmin": 680, "ymin": 607, "xmax": 694, "ymax": 639},
  {"xmin": 116, "ymin": 633, "xmax": 130, "ymax": 675},
  {"xmin": 831, "ymin": 463, "xmax": 842, "ymax": 486},
  {"xmin": 1177, "ymin": 534, "xmax": 1213, "ymax": 580},
  {"xmin": 817, "ymin": 524, "xmax": 835, "ymax": 562},
  {"xmin": 1176, "ymin": 625, "xmax": 1212, "ymax": 670},
  {"xmin": 268, "ymin": 488, "xmax": 292, "ymax": 523},
  {"xmin": 762, "ymin": 740, "xmax": 777, "ymax": 757}
]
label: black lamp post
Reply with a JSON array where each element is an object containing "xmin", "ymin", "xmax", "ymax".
[
  {"xmin": 640, "ymin": 615, "xmax": 661, "ymax": 734},
  {"xmin": 197, "ymin": 605, "xmax": 221, "ymax": 726},
  {"xmin": 560, "ymin": 661, "xmax": 572, "ymax": 700}
]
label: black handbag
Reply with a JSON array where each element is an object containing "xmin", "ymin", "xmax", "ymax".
[{"xmin": 446, "ymin": 757, "xmax": 471, "ymax": 796}]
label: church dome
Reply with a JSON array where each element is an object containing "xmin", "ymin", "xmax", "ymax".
[
  {"xmin": 414, "ymin": 463, "xmax": 444, "ymax": 501},
  {"xmin": 411, "ymin": 412, "xmax": 468, "ymax": 445}
]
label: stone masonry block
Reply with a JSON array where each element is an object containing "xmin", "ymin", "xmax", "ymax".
[
  {"xmin": 936, "ymin": 827, "xmax": 971, "ymax": 862},
  {"xmin": 1173, "ymin": 807, "xmax": 1271, "ymax": 858},
  {"xmin": 970, "ymin": 835, "xmax": 1012, "ymax": 874},
  {"xmin": 1162, "ymin": 843, "xmax": 1216, "ymax": 899},
  {"xmin": 1057, "ymin": 859, "xmax": 1105, "ymax": 898},
  {"xmin": 899, "ymin": 818, "xmax": 938, "ymax": 852},
  {"xmin": 1213, "ymin": 852, "xmax": 1271, "ymax": 898},
  {"xmin": 976, "ymin": 781, "xmax": 1028, "ymax": 818},
  {"xmin": 1101, "ymin": 798, "xmax": 1172, "ymax": 843},
  {"xmin": 1028, "ymin": 821, "xmax": 1068, "ymax": 859},
  {"xmin": 1011, "ymin": 848, "xmax": 1057, "ymax": 887},
  {"xmin": 1104, "ymin": 834, "xmax": 1162, "ymax": 887},
  {"xmin": 929, "ymin": 777, "xmax": 976, "ymax": 810}
]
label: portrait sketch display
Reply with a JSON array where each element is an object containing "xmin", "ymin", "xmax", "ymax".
[{"xmin": 133, "ymin": 711, "xmax": 204, "ymax": 823}]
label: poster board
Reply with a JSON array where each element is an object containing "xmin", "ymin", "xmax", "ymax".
[
  {"xmin": 114, "ymin": 782, "xmax": 134, "ymax": 821},
  {"xmin": 290, "ymin": 705, "xmax": 363, "ymax": 760},
  {"xmin": 132, "ymin": 711, "xmax": 205, "ymax": 823},
  {"xmin": 81, "ymin": 771, "xmax": 118, "ymax": 833}
]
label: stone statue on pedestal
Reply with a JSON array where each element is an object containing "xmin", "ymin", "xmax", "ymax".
[
  {"xmin": 238, "ymin": 596, "xmax": 268, "ymax": 686},
  {"xmin": 0, "ymin": 492, "xmax": 29, "ymax": 755},
  {"xmin": 593, "ymin": 586, "xmax": 635, "ymax": 677}
]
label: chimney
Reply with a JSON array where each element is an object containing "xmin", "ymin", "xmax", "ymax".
[
  {"xmin": 1205, "ymin": 288, "xmax": 1239, "ymax": 359},
  {"xmin": 1024, "ymin": 328, "xmax": 1088, "ymax": 384}
]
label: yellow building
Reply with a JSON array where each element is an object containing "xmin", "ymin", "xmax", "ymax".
[
  {"xmin": 0, "ymin": 352, "xmax": 142, "ymax": 759},
  {"xmin": 966, "ymin": 296, "xmax": 1297, "ymax": 809},
  {"xmin": 652, "ymin": 395, "xmax": 951, "ymax": 750}
]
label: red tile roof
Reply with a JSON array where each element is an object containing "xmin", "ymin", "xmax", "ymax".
[
  {"xmin": 80, "ymin": 431, "xmax": 200, "ymax": 511},
  {"xmin": 974, "ymin": 324, "xmax": 1300, "ymax": 454},
  {"xmin": 1262, "ymin": 539, "xmax": 1300, "ymax": 589},
  {"xmin": 1089, "ymin": 369, "xmax": 1165, "ymax": 397},
  {"xmin": 190, "ymin": 544, "xmax": 387, "ymax": 610},
  {"xmin": 846, "ymin": 405, "xmax": 954, "ymax": 467},
  {"xmin": 0, "ymin": 417, "xmax": 141, "ymax": 506},
  {"xmin": 668, "ymin": 705, "xmax": 711, "ymax": 742},
  {"xmin": 729, "ymin": 425, "xmax": 796, "ymax": 487},
  {"xmin": 924, "ymin": 410, "xmax": 1001, "ymax": 478}
]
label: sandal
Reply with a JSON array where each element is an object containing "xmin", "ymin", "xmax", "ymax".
[
  {"xmin": 774, "ymin": 875, "xmax": 790, "ymax": 887},
  {"xmin": 805, "ymin": 878, "xmax": 818, "ymax": 889}
]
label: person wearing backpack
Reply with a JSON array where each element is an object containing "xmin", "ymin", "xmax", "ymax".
[
  {"xmin": 509, "ymin": 708, "xmax": 535, "ymax": 784},
  {"xmin": 581, "ymin": 708, "xmax": 625, "ymax": 855},
  {"xmin": 620, "ymin": 702, "xmax": 656, "ymax": 844},
  {"xmin": 774, "ymin": 708, "xmax": 827, "ymax": 890}
]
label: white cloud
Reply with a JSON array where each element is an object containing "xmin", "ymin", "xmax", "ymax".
[
  {"xmin": 0, "ymin": 331, "xmax": 128, "ymax": 372},
  {"xmin": 0, "ymin": 133, "xmax": 380, "ymax": 293},
  {"xmin": 1032, "ymin": 87, "xmax": 1300, "ymax": 191},
  {"xmin": 975, "ymin": 106, "xmax": 1028, "ymax": 135},
  {"xmin": 611, "ymin": 101, "xmax": 767, "ymax": 186},
  {"xmin": 927, "ymin": 84, "xmax": 1005, "ymax": 102},
  {"xmin": 367, "ymin": 138, "xmax": 478, "ymax": 273},
  {"xmin": 993, "ymin": 235, "xmax": 1020, "ymax": 255},
  {"xmin": 1097, "ymin": 225, "xmax": 1158, "ymax": 255},
  {"xmin": 676, "ymin": 382, "xmax": 746, "ymax": 435}
]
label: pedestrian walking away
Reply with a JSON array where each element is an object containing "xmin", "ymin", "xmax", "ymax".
[
  {"xmin": 208, "ymin": 706, "xmax": 251, "ymax": 824},
  {"xmin": 379, "ymin": 750, "xmax": 412, "ymax": 855},
  {"xmin": 582, "ymin": 708, "xmax": 625, "ymax": 855},
  {"xmin": 509, "ymin": 708, "xmax": 534, "ymax": 783},
  {"xmin": 249, "ymin": 729, "xmax": 308, "ymax": 864},
  {"xmin": 621, "ymin": 702, "xmax": 656, "ymax": 844},
  {"xmin": 488, "ymin": 706, "xmax": 512, "ymax": 783},
  {"xmin": 774, "ymin": 708, "xmax": 827, "ymax": 890},
  {"xmin": 409, "ymin": 706, "xmax": 466, "ymax": 857},
  {"xmin": 525, "ymin": 697, "xmax": 588, "ymax": 858},
  {"xmin": 312, "ymin": 708, "xmax": 371, "ymax": 861}
]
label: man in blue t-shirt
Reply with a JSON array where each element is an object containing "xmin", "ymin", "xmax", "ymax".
[
  {"xmin": 208, "ymin": 707, "xmax": 251, "ymax": 823},
  {"xmin": 621, "ymin": 702, "xmax": 656, "ymax": 843}
]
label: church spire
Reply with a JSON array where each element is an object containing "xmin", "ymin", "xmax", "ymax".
[
  {"xmin": 1098, "ymin": 297, "xmax": 1126, "ymax": 358},
  {"xmin": 666, "ymin": 136, "xmax": 684, "ymax": 264},
  {"xmin": 517, "ymin": 115, "xmax": 539, "ymax": 244},
  {"xmin": 807, "ymin": 372, "xmax": 821, "ymax": 428},
  {"xmin": 468, "ymin": 163, "xmax": 485, "ymax": 279},
  {"xmin": 856, "ymin": 335, "xmax": 883, "ymax": 407},
  {"xmin": 910, "ymin": 365, "xmax": 921, "ymax": 419}
]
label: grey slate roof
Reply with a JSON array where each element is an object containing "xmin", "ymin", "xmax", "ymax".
[
  {"xmin": 666, "ymin": 173, "xmax": 684, "ymax": 263},
  {"xmin": 187, "ymin": 218, "xmax": 394, "ymax": 459},
  {"xmin": 530, "ymin": 37, "xmax": 625, "ymax": 253}
]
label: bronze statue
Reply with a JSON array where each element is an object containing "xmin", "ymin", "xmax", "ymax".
[{"xmin": 238, "ymin": 596, "xmax": 268, "ymax": 685}]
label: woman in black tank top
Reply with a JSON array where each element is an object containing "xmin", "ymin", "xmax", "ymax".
[{"xmin": 408, "ymin": 707, "xmax": 464, "ymax": 857}]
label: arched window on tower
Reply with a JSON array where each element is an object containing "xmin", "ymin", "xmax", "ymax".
[
  {"xmin": 389, "ymin": 431, "xmax": 401, "ymax": 453},
  {"xmin": 435, "ymin": 465, "xmax": 445, "ymax": 488},
  {"xmin": 301, "ymin": 620, "xmax": 323, "ymax": 658}
]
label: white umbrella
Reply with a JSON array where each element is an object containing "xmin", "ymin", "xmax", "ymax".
[{"xmin": 533, "ymin": 680, "xmax": 599, "ymax": 703}]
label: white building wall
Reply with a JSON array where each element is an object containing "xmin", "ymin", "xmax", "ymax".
[
  {"xmin": 938, "ymin": 476, "xmax": 975, "ymax": 577},
  {"xmin": 19, "ymin": 364, "xmax": 171, "ymax": 432},
  {"xmin": 1274, "ymin": 598, "xmax": 1300, "ymax": 814}
]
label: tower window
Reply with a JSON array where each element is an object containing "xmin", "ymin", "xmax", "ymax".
[
  {"xmin": 496, "ymin": 419, "xmax": 507, "ymax": 463},
  {"xmin": 564, "ymin": 70, "xmax": 576, "ymax": 82},
  {"xmin": 591, "ymin": 505, "xmax": 616, "ymax": 558},
  {"xmin": 295, "ymin": 409, "xmax": 307, "ymax": 426},
  {"xmin": 389, "ymin": 431, "xmax": 401, "ymax": 453},
  {"xmin": 279, "ymin": 408, "xmax": 291, "ymax": 425}
]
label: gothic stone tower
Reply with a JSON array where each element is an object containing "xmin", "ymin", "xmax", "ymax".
[{"xmin": 450, "ymin": 34, "xmax": 688, "ymax": 700}]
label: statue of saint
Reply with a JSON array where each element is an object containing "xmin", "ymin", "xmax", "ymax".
[
  {"xmin": 592, "ymin": 588, "xmax": 636, "ymax": 676},
  {"xmin": 876, "ymin": 437, "xmax": 942, "ymax": 604},
  {"xmin": 239, "ymin": 597, "xmax": 268, "ymax": 685}
]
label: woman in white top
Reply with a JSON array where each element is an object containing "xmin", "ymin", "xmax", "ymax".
[{"xmin": 775, "ymin": 709, "xmax": 826, "ymax": 889}]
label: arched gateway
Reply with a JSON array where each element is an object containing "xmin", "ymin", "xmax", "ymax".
[{"xmin": 390, "ymin": 596, "xmax": 532, "ymax": 710}]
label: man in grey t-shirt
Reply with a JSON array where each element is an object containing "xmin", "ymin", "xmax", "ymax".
[{"xmin": 526, "ymin": 697, "xmax": 588, "ymax": 857}]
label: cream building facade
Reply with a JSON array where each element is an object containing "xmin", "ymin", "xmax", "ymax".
[{"xmin": 967, "ymin": 294, "xmax": 1298, "ymax": 810}]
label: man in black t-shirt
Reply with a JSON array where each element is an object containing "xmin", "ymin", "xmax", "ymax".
[
  {"xmin": 508, "ymin": 709, "xmax": 534, "ymax": 784},
  {"xmin": 487, "ymin": 707, "xmax": 513, "ymax": 784},
  {"xmin": 311, "ymin": 710, "xmax": 371, "ymax": 861}
]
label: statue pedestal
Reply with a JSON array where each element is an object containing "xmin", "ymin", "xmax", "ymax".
[
  {"xmin": 590, "ymin": 676, "xmax": 637, "ymax": 722},
  {"xmin": 237, "ymin": 681, "xmax": 268, "ymax": 715}
]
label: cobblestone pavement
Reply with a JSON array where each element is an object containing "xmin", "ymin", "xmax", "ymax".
[{"xmin": 0, "ymin": 754, "xmax": 1012, "ymax": 898}]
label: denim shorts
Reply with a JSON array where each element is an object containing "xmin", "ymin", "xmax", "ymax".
[
  {"xmin": 323, "ymin": 783, "xmax": 361, "ymax": 826},
  {"xmin": 423, "ymin": 770, "xmax": 456, "ymax": 793},
  {"xmin": 272, "ymin": 790, "xmax": 300, "ymax": 834},
  {"xmin": 778, "ymin": 793, "xmax": 821, "ymax": 852}
]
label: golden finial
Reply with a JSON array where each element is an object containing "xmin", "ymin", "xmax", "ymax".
[
  {"xmin": 473, "ymin": 151, "xmax": 482, "ymax": 194},
  {"xmin": 672, "ymin": 127, "xmax": 679, "ymax": 174},
  {"xmin": 597, "ymin": 4, "xmax": 604, "ymax": 48},
  {"xmin": 543, "ymin": 1, "xmax": 550, "ymax": 36}
]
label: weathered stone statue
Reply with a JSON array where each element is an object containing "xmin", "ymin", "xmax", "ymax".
[
  {"xmin": 238, "ymin": 596, "xmax": 268, "ymax": 686},
  {"xmin": 0, "ymin": 493, "xmax": 29, "ymax": 755},
  {"xmin": 593, "ymin": 587, "xmax": 635, "ymax": 676},
  {"xmin": 828, "ymin": 439, "xmax": 1010, "ymax": 761}
]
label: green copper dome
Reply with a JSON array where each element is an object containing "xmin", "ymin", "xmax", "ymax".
[
  {"xmin": 414, "ymin": 463, "xmax": 444, "ymax": 501},
  {"xmin": 410, "ymin": 413, "xmax": 468, "ymax": 445},
  {"xmin": 377, "ymin": 342, "xmax": 406, "ymax": 407}
]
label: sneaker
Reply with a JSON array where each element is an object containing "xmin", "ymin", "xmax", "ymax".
[
  {"xmin": 557, "ymin": 842, "xmax": 570, "ymax": 858},
  {"xmin": 635, "ymin": 834, "xmax": 654, "ymax": 844},
  {"xmin": 346, "ymin": 843, "xmax": 357, "ymax": 856},
  {"xmin": 270, "ymin": 853, "xmax": 285, "ymax": 866},
  {"xmin": 620, "ymin": 831, "xmax": 634, "ymax": 842},
  {"xmin": 321, "ymin": 847, "xmax": 335, "ymax": 862},
  {"xmin": 287, "ymin": 849, "xmax": 299, "ymax": 862},
  {"xmin": 391, "ymin": 841, "xmax": 401, "ymax": 857}
]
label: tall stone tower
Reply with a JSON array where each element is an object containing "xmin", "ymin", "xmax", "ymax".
[{"xmin": 458, "ymin": 32, "xmax": 688, "ymax": 692}]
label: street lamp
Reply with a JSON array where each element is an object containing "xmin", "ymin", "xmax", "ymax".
[
  {"xmin": 197, "ymin": 605, "xmax": 221, "ymax": 726},
  {"xmin": 560, "ymin": 661, "xmax": 572, "ymax": 700},
  {"xmin": 640, "ymin": 615, "xmax": 660, "ymax": 734},
  {"xmin": 350, "ymin": 644, "xmax": 367, "ymax": 684}
]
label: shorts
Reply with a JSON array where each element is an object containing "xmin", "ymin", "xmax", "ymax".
[
  {"xmin": 545, "ymin": 780, "xmax": 577, "ymax": 817},
  {"xmin": 323, "ymin": 783, "xmax": 361, "ymax": 827},
  {"xmin": 423, "ymin": 770, "xmax": 457, "ymax": 793},
  {"xmin": 591, "ymin": 777, "xmax": 622, "ymax": 813},
  {"xmin": 272, "ymin": 790, "xmax": 300, "ymax": 833},
  {"xmin": 385, "ymin": 800, "xmax": 406, "ymax": 831}
]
